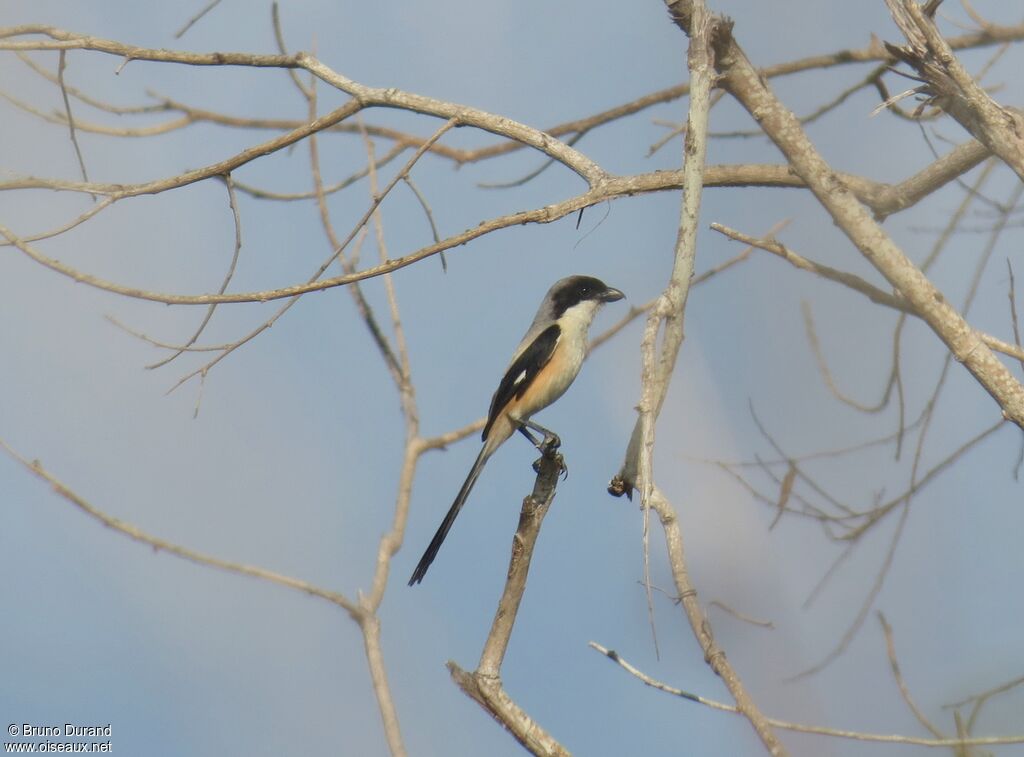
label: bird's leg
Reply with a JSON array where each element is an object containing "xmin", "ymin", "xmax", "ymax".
[
  {"xmin": 518, "ymin": 420, "xmax": 567, "ymax": 478},
  {"xmin": 517, "ymin": 424, "xmax": 544, "ymax": 449},
  {"xmin": 519, "ymin": 418, "xmax": 560, "ymax": 450}
]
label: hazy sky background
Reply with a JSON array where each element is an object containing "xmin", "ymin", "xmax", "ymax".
[{"xmin": 2, "ymin": 2, "xmax": 1022, "ymax": 755}]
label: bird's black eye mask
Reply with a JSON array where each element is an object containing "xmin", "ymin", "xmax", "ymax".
[{"xmin": 550, "ymin": 276, "xmax": 606, "ymax": 318}]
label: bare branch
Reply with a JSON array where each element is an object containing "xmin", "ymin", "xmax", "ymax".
[
  {"xmin": 0, "ymin": 437, "xmax": 360, "ymax": 617},
  {"xmin": 147, "ymin": 174, "xmax": 244, "ymax": 370},
  {"xmin": 709, "ymin": 223, "xmax": 1024, "ymax": 362},
  {"xmin": 878, "ymin": 612, "xmax": 945, "ymax": 738},
  {"xmin": 713, "ymin": 20, "xmax": 1024, "ymax": 430},
  {"xmin": 613, "ymin": 5, "xmax": 789, "ymax": 754},
  {"xmin": 449, "ymin": 444, "xmax": 569, "ymax": 756},
  {"xmin": 885, "ymin": 0, "xmax": 1024, "ymax": 181},
  {"xmin": 589, "ymin": 642, "xmax": 1024, "ymax": 747},
  {"xmin": 56, "ymin": 50, "xmax": 90, "ymax": 194},
  {"xmin": 6, "ymin": 20, "xmax": 1023, "ymax": 163},
  {"xmin": 174, "ymin": 0, "xmax": 223, "ymax": 39}
]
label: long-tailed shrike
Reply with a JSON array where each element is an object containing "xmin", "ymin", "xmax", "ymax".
[{"xmin": 408, "ymin": 274, "xmax": 624, "ymax": 585}]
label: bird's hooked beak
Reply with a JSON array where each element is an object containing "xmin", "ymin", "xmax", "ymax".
[{"xmin": 600, "ymin": 286, "xmax": 625, "ymax": 303}]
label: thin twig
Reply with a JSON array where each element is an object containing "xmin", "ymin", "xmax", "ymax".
[
  {"xmin": 270, "ymin": 3, "xmax": 311, "ymax": 98},
  {"xmin": 589, "ymin": 642, "xmax": 1024, "ymax": 747},
  {"xmin": 878, "ymin": 612, "xmax": 945, "ymax": 738},
  {"xmin": 0, "ymin": 437, "xmax": 359, "ymax": 616},
  {"xmin": 174, "ymin": 0, "xmax": 223, "ymax": 38},
  {"xmin": 147, "ymin": 174, "xmax": 244, "ymax": 371},
  {"xmin": 401, "ymin": 175, "xmax": 445, "ymax": 271},
  {"xmin": 709, "ymin": 222, "xmax": 1024, "ymax": 363},
  {"xmin": 56, "ymin": 50, "xmax": 91, "ymax": 197}
]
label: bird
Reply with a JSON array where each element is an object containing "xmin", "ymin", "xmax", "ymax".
[{"xmin": 408, "ymin": 274, "xmax": 625, "ymax": 585}]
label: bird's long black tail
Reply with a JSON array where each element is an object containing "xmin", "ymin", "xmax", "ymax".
[{"xmin": 408, "ymin": 445, "xmax": 490, "ymax": 585}]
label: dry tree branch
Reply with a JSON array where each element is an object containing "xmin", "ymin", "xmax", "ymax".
[
  {"xmin": 698, "ymin": 410, "xmax": 928, "ymax": 469},
  {"xmin": 738, "ymin": 414, "xmax": 1001, "ymax": 541},
  {"xmin": 710, "ymin": 63, "xmax": 889, "ymax": 140},
  {"xmin": 105, "ymin": 212, "xmax": 742, "ymax": 399},
  {"xmin": 0, "ymin": 16, "xmax": 1006, "ymax": 253},
  {"xmin": 361, "ymin": 130, "xmax": 417, "ymax": 414},
  {"xmin": 708, "ymin": 600, "xmax": 776, "ymax": 628},
  {"xmin": 449, "ymin": 445, "xmax": 570, "ymax": 757},
  {"xmin": 269, "ymin": 2, "xmax": 310, "ymax": 99},
  {"xmin": 0, "ymin": 133, "xmax": 992, "ymax": 266},
  {"xmin": 0, "ymin": 437, "xmax": 359, "ymax": 617},
  {"xmin": 745, "ymin": 411, "xmax": 1002, "ymax": 681},
  {"xmin": 174, "ymin": 0, "xmax": 223, "ymax": 39},
  {"xmin": 606, "ymin": 2, "xmax": 789, "ymax": 754},
  {"xmin": 305, "ymin": 89, "xmax": 404, "ymax": 387},
  {"xmin": 857, "ymin": 158, "xmax": 995, "ymax": 429},
  {"xmin": 878, "ymin": 612, "xmax": 945, "ymax": 739},
  {"xmin": 305, "ymin": 76, "xmax": 411, "ymax": 752},
  {"xmin": 791, "ymin": 503, "xmax": 913, "ymax": 680},
  {"xmin": 588, "ymin": 243, "xmax": 757, "ymax": 354},
  {"xmin": 0, "ymin": 192, "xmax": 115, "ymax": 245},
  {"xmin": 709, "ymin": 223, "xmax": 1024, "ymax": 362},
  {"xmin": 1, "ymin": 170, "xmax": 752, "ymax": 307},
  {"xmin": 649, "ymin": 485, "xmax": 790, "ymax": 755},
  {"xmin": 420, "ymin": 419, "xmax": 487, "ymax": 453},
  {"xmin": 14, "ymin": 50, "xmax": 165, "ymax": 113},
  {"xmin": 709, "ymin": 340, "xmax": 1005, "ymax": 677},
  {"xmin": 710, "ymin": 12, "xmax": 1024, "ymax": 430},
  {"xmin": 104, "ymin": 317, "xmax": 235, "ymax": 353},
  {"xmin": 712, "ymin": 460, "xmax": 847, "ymax": 528},
  {"xmin": 946, "ymin": 670, "xmax": 1024, "ymax": 736},
  {"xmin": 5, "ymin": 225, "xmax": 409, "ymax": 757},
  {"xmin": 884, "ymin": 0, "xmax": 1024, "ymax": 181},
  {"xmin": 846, "ymin": 420, "xmax": 999, "ymax": 535},
  {"xmin": 2, "ymin": 99, "xmax": 364, "ymax": 198},
  {"xmin": 55, "ymin": 50, "xmax": 90, "ymax": 193},
  {"xmin": 1008, "ymin": 258, "xmax": 1024, "ymax": 471},
  {"xmin": 257, "ymin": 51, "xmax": 421, "ymax": 753},
  {"xmin": 588, "ymin": 642, "xmax": 1024, "ymax": 748},
  {"xmin": 0, "ymin": 49, "xmax": 604, "ymax": 228},
  {"xmin": 748, "ymin": 405, "xmax": 856, "ymax": 520},
  {"xmin": 879, "ymin": 176, "xmax": 1024, "ymax": 557},
  {"xmin": 5, "ymin": 20, "xmax": 1023, "ymax": 166},
  {"xmin": 358, "ymin": 132, "xmax": 420, "ymax": 608},
  {"xmin": 150, "ymin": 117, "xmax": 454, "ymax": 394},
  {"xmin": 146, "ymin": 174, "xmax": 244, "ymax": 372},
  {"xmin": 647, "ymin": 89, "xmax": 727, "ymax": 156},
  {"xmin": 818, "ymin": 180, "xmax": 1024, "ymax": 688},
  {"xmin": 801, "ymin": 302, "xmax": 897, "ymax": 414},
  {"xmin": 5, "ymin": 355, "xmax": 433, "ymax": 757},
  {"xmin": 400, "ymin": 175, "xmax": 446, "ymax": 271},
  {"xmin": 0, "ymin": 143, "xmax": 990, "ymax": 222},
  {"xmin": 958, "ymin": 0, "xmax": 993, "ymax": 32},
  {"xmin": 886, "ymin": 155, "xmax": 1000, "ymax": 457},
  {"xmin": 0, "ymin": 82, "xmax": 451, "ymax": 155},
  {"xmin": 0, "ymin": 88, "xmax": 194, "ymax": 135},
  {"xmin": 232, "ymin": 142, "xmax": 406, "ymax": 202},
  {"xmin": 706, "ymin": 409, "xmax": 995, "ymax": 539},
  {"xmin": 62, "ymin": 51, "xmax": 451, "ymax": 755},
  {"xmin": 1008, "ymin": 259, "xmax": 1024, "ymax": 376}
]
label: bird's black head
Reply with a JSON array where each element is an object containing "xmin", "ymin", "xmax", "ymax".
[{"xmin": 549, "ymin": 275, "xmax": 625, "ymax": 318}]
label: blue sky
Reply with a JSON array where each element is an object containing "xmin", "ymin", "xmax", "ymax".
[{"xmin": 2, "ymin": 1, "xmax": 1022, "ymax": 755}]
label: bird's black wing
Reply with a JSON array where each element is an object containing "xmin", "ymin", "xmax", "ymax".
[{"xmin": 481, "ymin": 323, "xmax": 561, "ymax": 441}]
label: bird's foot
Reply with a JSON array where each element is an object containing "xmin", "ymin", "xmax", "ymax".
[{"xmin": 532, "ymin": 450, "xmax": 567, "ymax": 479}]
